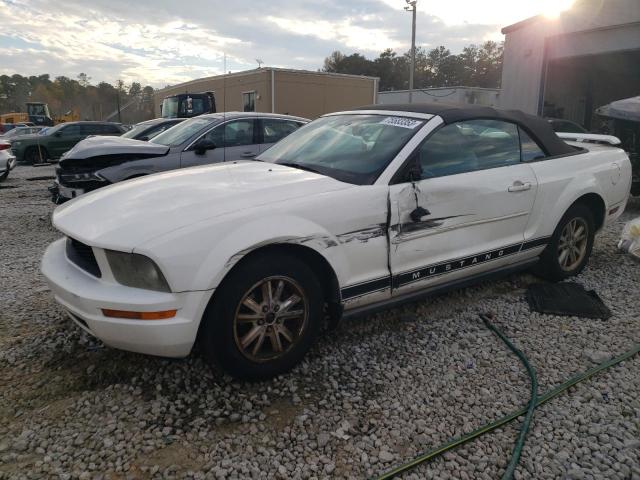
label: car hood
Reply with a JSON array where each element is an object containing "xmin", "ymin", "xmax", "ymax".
[
  {"xmin": 61, "ymin": 136, "xmax": 170, "ymax": 161},
  {"xmin": 53, "ymin": 161, "xmax": 353, "ymax": 250}
]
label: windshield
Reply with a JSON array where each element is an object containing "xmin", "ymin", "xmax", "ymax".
[
  {"xmin": 28, "ymin": 104, "xmax": 48, "ymax": 116},
  {"xmin": 3, "ymin": 129, "xmax": 20, "ymax": 138},
  {"xmin": 162, "ymin": 97, "xmax": 179, "ymax": 118},
  {"xmin": 257, "ymin": 114, "xmax": 425, "ymax": 184},
  {"xmin": 150, "ymin": 117, "xmax": 214, "ymax": 147}
]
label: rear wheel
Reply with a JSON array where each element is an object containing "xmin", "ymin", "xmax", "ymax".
[
  {"xmin": 536, "ymin": 204, "xmax": 595, "ymax": 281},
  {"xmin": 199, "ymin": 252, "xmax": 323, "ymax": 380},
  {"xmin": 0, "ymin": 169, "xmax": 8, "ymax": 182},
  {"xmin": 25, "ymin": 146, "xmax": 48, "ymax": 164}
]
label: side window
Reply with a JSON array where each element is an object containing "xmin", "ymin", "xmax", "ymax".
[
  {"xmin": 519, "ymin": 128, "xmax": 546, "ymax": 161},
  {"xmin": 242, "ymin": 92, "xmax": 256, "ymax": 112},
  {"xmin": 60, "ymin": 124, "xmax": 82, "ymax": 136},
  {"xmin": 204, "ymin": 119, "xmax": 255, "ymax": 148},
  {"xmin": 104, "ymin": 124, "xmax": 123, "ymax": 135},
  {"xmin": 81, "ymin": 124, "xmax": 103, "ymax": 136},
  {"xmin": 417, "ymin": 119, "xmax": 520, "ymax": 179},
  {"xmin": 262, "ymin": 119, "xmax": 301, "ymax": 144}
]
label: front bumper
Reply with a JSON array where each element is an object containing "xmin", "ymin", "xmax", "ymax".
[
  {"xmin": 41, "ymin": 238, "xmax": 213, "ymax": 357},
  {"xmin": 49, "ymin": 181, "xmax": 84, "ymax": 204}
]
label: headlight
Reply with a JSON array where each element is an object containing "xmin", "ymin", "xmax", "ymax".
[
  {"xmin": 60, "ymin": 172, "xmax": 106, "ymax": 183},
  {"xmin": 105, "ymin": 251, "xmax": 171, "ymax": 292}
]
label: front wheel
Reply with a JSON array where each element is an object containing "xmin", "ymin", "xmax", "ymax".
[
  {"xmin": 199, "ymin": 252, "xmax": 324, "ymax": 380},
  {"xmin": 536, "ymin": 204, "xmax": 595, "ymax": 281}
]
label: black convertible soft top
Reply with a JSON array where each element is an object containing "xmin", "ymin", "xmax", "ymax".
[{"xmin": 355, "ymin": 103, "xmax": 576, "ymax": 157}]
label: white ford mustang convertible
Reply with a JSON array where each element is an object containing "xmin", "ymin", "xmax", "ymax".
[{"xmin": 42, "ymin": 104, "xmax": 632, "ymax": 379}]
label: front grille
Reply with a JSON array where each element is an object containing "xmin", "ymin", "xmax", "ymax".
[{"xmin": 66, "ymin": 237, "xmax": 101, "ymax": 278}]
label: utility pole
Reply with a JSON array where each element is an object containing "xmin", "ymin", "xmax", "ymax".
[
  {"xmin": 405, "ymin": 0, "xmax": 417, "ymax": 103},
  {"xmin": 116, "ymin": 91, "xmax": 121, "ymax": 123}
]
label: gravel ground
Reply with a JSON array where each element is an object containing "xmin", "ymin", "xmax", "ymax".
[{"xmin": 0, "ymin": 164, "xmax": 639, "ymax": 480}]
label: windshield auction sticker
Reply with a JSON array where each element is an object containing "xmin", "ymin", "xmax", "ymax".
[{"xmin": 379, "ymin": 117, "xmax": 423, "ymax": 129}]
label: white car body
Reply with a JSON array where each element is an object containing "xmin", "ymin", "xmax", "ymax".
[
  {"xmin": 41, "ymin": 107, "xmax": 632, "ymax": 361},
  {"xmin": 0, "ymin": 142, "xmax": 16, "ymax": 180}
]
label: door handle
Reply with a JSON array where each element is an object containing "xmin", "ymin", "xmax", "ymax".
[
  {"xmin": 241, "ymin": 151, "xmax": 256, "ymax": 158},
  {"xmin": 508, "ymin": 181, "xmax": 532, "ymax": 192}
]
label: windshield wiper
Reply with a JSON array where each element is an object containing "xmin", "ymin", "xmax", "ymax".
[{"xmin": 278, "ymin": 162, "xmax": 324, "ymax": 175}]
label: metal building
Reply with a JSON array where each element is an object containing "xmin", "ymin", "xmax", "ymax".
[
  {"xmin": 500, "ymin": 0, "xmax": 640, "ymax": 129},
  {"xmin": 377, "ymin": 87, "xmax": 500, "ymax": 107},
  {"xmin": 154, "ymin": 68, "xmax": 379, "ymax": 119}
]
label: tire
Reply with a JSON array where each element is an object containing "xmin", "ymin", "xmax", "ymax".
[
  {"xmin": 536, "ymin": 204, "xmax": 595, "ymax": 281},
  {"xmin": 199, "ymin": 252, "xmax": 324, "ymax": 380},
  {"xmin": 25, "ymin": 146, "xmax": 48, "ymax": 165},
  {"xmin": 0, "ymin": 169, "xmax": 8, "ymax": 182}
]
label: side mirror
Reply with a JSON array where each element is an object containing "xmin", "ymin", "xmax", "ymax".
[
  {"xmin": 193, "ymin": 139, "xmax": 216, "ymax": 155},
  {"xmin": 54, "ymin": 131, "xmax": 62, "ymax": 137},
  {"xmin": 138, "ymin": 135, "xmax": 149, "ymax": 141}
]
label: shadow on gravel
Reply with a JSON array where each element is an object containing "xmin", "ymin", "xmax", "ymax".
[{"xmin": 26, "ymin": 176, "xmax": 55, "ymax": 181}]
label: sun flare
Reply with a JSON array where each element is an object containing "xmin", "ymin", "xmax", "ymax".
[{"xmin": 542, "ymin": 0, "xmax": 577, "ymax": 18}]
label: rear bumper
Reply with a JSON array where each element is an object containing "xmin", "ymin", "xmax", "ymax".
[
  {"xmin": 41, "ymin": 238, "xmax": 213, "ymax": 357},
  {"xmin": 0, "ymin": 154, "xmax": 15, "ymax": 174}
]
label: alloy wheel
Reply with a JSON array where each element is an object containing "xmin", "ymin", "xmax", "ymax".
[
  {"xmin": 557, "ymin": 217, "xmax": 589, "ymax": 272},
  {"xmin": 233, "ymin": 276, "xmax": 308, "ymax": 362}
]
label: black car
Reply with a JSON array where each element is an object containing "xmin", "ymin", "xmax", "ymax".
[
  {"xmin": 10, "ymin": 121, "xmax": 127, "ymax": 164},
  {"xmin": 120, "ymin": 118, "xmax": 186, "ymax": 141}
]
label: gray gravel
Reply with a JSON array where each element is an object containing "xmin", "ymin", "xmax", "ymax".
[{"xmin": 0, "ymin": 164, "xmax": 639, "ymax": 479}]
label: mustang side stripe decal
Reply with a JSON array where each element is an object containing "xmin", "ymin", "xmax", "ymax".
[
  {"xmin": 340, "ymin": 236, "xmax": 551, "ymax": 300},
  {"xmin": 340, "ymin": 277, "xmax": 392, "ymax": 300},
  {"xmin": 394, "ymin": 243, "xmax": 523, "ymax": 288}
]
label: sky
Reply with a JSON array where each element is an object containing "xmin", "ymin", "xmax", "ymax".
[{"xmin": 0, "ymin": 0, "xmax": 575, "ymax": 88}]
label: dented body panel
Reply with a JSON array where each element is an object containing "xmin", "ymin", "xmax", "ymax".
[{"xmin": 389, "ymin": 163, "xmax": 539, "ymax": 296}]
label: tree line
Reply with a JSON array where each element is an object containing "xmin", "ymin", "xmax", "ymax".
[
  {"xmin": 0, "ymin": 74, "xmax": 157, "ymax": 124},
  {"xmin": 323, "ymin": 41, "xmax": 503, "ymax": 91},
  {"xmin": 1, "ymin": 40, "xmax": 503, "ymax": 124}
]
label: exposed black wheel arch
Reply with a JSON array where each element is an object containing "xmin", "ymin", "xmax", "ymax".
[{"xmin": 572, "ymin": 193, "xmax": 606, "ymax": 231}]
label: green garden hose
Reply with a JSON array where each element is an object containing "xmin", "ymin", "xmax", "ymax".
[
  {"xmin": 374, "ymin": 314, "xmax": 640, "ymax": 480},
  {"xmin": 480, "ymin": 313, "xmax": 538, "ymax": 480}
]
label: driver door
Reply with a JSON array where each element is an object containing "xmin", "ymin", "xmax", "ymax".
[
  {"xmin": 181, "ymin": 118, "xmax": 259, "ymax": 167},
  {"xmin": 388, "ymin": 119, "xmax": 538, "ymax": 296}
]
